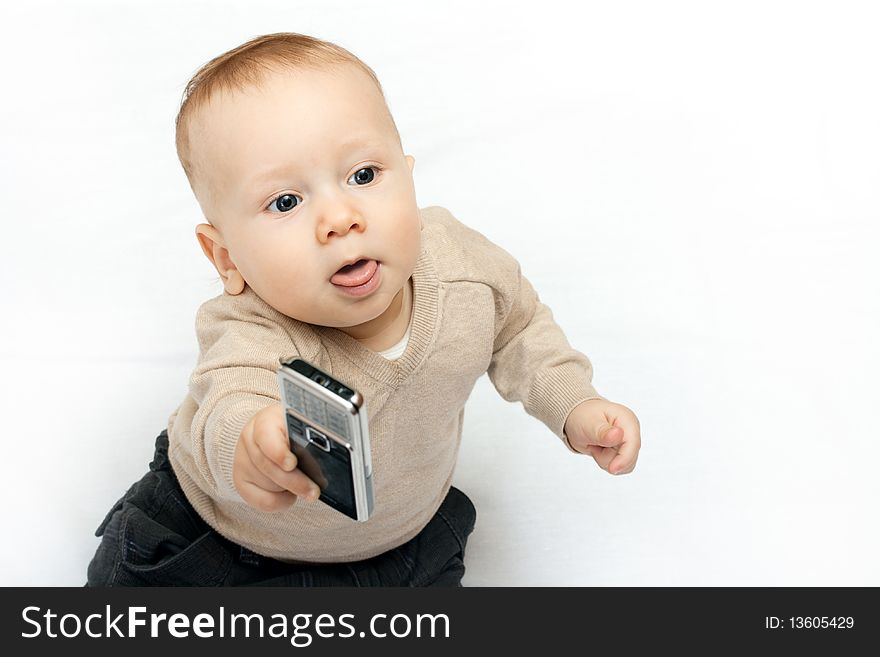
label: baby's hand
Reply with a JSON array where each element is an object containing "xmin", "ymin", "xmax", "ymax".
[
  {"xmin": 563, "ymin": 399, "xmax": 641, "ymax": 475},
  {"xmin": 233, "ymin": 403, "xmax": 322, "ymax": 512}
]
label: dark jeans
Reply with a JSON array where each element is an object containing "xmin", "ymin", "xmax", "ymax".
[{"xmin": 86, "ymin": 430, "xmax": 476, "ymax": 587}]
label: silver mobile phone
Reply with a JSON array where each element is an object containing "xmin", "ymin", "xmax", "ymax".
[{"xmin": 276, "ymin": 357, "xmax": 374, "ymax": 521}]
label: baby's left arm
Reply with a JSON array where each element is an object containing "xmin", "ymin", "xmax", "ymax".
[
  {"xmin": 486, "ymin": 265, "xmax": 602, "ymax": 445},
  {"xmin": 442, "ymin": 209, "xmax": 641, "ymax": 471}
]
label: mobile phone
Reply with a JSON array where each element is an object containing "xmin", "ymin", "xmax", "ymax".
[{"xmin": 276, "ymin": 357, "xmax": 374, "ymax": 521}]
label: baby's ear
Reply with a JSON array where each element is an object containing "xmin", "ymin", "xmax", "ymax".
[
  {"xmin": 195, "ymin": 223, "xmax": 217, "ymax": 263},
  {"xmin": 195, "ymin": 223, "xmax": 245, "ymax": 295},
  {"xmin": 405, "ymin": 154, "xmax": 415, "ymax": 172}
]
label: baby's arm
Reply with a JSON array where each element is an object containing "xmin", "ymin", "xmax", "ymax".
[
  {"xmin": 432, "ymin": 206, "xmax": 641, "ymax": 473},
  {"xmin": 487, "ymin": 248, "xmax": 641, "ymax": 471},
  {"xmin": 483, "ymin": 242, "xmax": 641, "ymax": 471},
  {"xmin": 488, "ymin": 267, "xmax": 603, "ymax": 449},
  {"xmin": 435, "ymin": 217, "xmax": 605, "ymax": 451},
  {"xmin": 182, "ymin": 291, "xmax": 303, "ymax": 503}
]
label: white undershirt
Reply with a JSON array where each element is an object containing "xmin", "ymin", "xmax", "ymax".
[
  {"xmin": 377, "ymin": 320, "xmax": 412, "ymax": 360},
  {"xmin": 377, "ymin": 279, "xmax": 414, "ymax": 361}
]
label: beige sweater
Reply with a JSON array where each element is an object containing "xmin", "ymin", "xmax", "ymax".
[{"xmin": 167, "ymin": 205, "xmax": 602, "ymax": 563}]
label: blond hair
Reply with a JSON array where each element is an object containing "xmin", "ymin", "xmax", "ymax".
[{"xmin": 174, "ymin": 32, "xmax": 399, "ymax": 198}]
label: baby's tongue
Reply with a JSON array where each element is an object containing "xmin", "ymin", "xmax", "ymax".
[{"xmin": 330, "ymin": 259, "xmax": 377, "ymax": 286}]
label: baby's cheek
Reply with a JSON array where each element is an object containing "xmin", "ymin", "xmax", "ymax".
[{"xmin": 275, "ymin": 285, "xmax": 319, "ymax": 321}]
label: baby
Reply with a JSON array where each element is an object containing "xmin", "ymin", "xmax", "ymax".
[{"xmin": 87, "ymin": 32, "xmax": 641, "ymax": 587}]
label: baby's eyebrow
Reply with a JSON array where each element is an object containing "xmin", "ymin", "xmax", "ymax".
[{"xmin": 248, "ymin": 135, "xmax": 385, "ymax": 187}]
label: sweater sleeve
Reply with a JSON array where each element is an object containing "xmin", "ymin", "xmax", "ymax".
[
  {"xmin": 183, "ymin": 290, "xmax": 299, "ymax": 502},
  {"xmin": 486, "ymin": 249, "xmax": 605, "ymax": 453}
]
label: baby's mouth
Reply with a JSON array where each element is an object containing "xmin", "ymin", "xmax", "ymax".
[{"xmin": 330, "ymin": 259, "xmax": 379, "ymax": 287}]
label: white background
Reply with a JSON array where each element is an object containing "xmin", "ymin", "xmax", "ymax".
[{"xmin": 1, "ymin": 0, "xmax": 878, "ymax": 586}]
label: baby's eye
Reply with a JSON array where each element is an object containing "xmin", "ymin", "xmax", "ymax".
[
  {"xmin": 267, "ymin": 193, "xmax": 301, "ymax": 214},
  {"xmin": 348, "ymin": 166, "xmax": 379, "ymax": 185}
]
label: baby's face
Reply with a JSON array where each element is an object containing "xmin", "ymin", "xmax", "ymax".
[{"xmin": 190, "ymin": 64, "xmax": 421, "ymax": 330}]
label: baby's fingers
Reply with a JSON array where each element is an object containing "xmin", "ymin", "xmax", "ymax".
[
  {"xmin": 589, "ymin": 445, "xmax": 619, "ymax": 473},
  {"xmin": 592, "ymin": 440, "xmax": 638, "ymax": 475},
  {"xmin": 239, "ymin": 480, "xmax": 298, "ymax": 513},
  {"xmin": 607, "ymin": 449, "xmax": 638, "ymax": 475},
  {"xmin": 268, "ymin": 458, "xmax": 322, "ymax": 501},
  {"xmin": 247, "ymin": 443, "xmax": 321, "ymax": 502},
  {"xmin": 607, "ymin": 414, "xmax": 641, "ymax": 475}
]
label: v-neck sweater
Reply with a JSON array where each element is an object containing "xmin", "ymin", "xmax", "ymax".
[{"xmin": 166, "ymin": 205, "xmax": 602, "ymax": 563}]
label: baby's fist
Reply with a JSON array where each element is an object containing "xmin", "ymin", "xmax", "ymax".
[{"xmin": 563, "ymin": 399, "xmax": 641, "ymax": 475}]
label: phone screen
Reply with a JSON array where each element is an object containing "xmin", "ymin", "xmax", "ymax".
[{"xmin": 285, "ymin": 412, "xmax": 358, "ymax": 520}]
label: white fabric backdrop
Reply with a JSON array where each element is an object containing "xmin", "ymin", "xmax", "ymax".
[{"xmin": 1, "ymin": 0, "xmax": 878, "ymax": 585}]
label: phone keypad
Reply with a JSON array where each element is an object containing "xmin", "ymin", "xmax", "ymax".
[
  {"xmin": 283, "ymin": 378, "xmax": 351, "ymax": 441},
  {"xmin": 325, "ymin": 409, "xmax": 350, "ymax": 440}
]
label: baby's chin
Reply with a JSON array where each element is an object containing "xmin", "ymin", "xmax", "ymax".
[
  {"xmin": 275, "ymin": 288, "xmax": 396, "ymax": 329},
  {"xmin": 322, "ymin": 293, "xmax": 399, "ymax": 329}
]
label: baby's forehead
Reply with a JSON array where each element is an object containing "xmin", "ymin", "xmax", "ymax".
[{"xmin": 200, "ymin": 66, "xmax": 380, "ymax": 129}]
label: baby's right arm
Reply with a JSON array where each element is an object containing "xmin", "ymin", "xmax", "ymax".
[
  {"xmin": 233, "ymin": 402, "xmax": 321, "ymax": 512},
  {"xmin": 181, "ymin": 289, "xmax": 315, "ymax": 505}
]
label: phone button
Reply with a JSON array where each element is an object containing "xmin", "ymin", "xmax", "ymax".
[{"xmin": 305, "ymin": 427, "xmax": 331, "ymax": 452}]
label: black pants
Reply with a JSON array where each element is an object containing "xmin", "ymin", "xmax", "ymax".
[{"xmin": 86, "ymin": 430, "xmax": 476, "ymax": 586}]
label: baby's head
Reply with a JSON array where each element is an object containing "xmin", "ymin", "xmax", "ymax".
[{"xmin": 175, "ymin": 33, "xmax": 421, "ymax": 332}]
